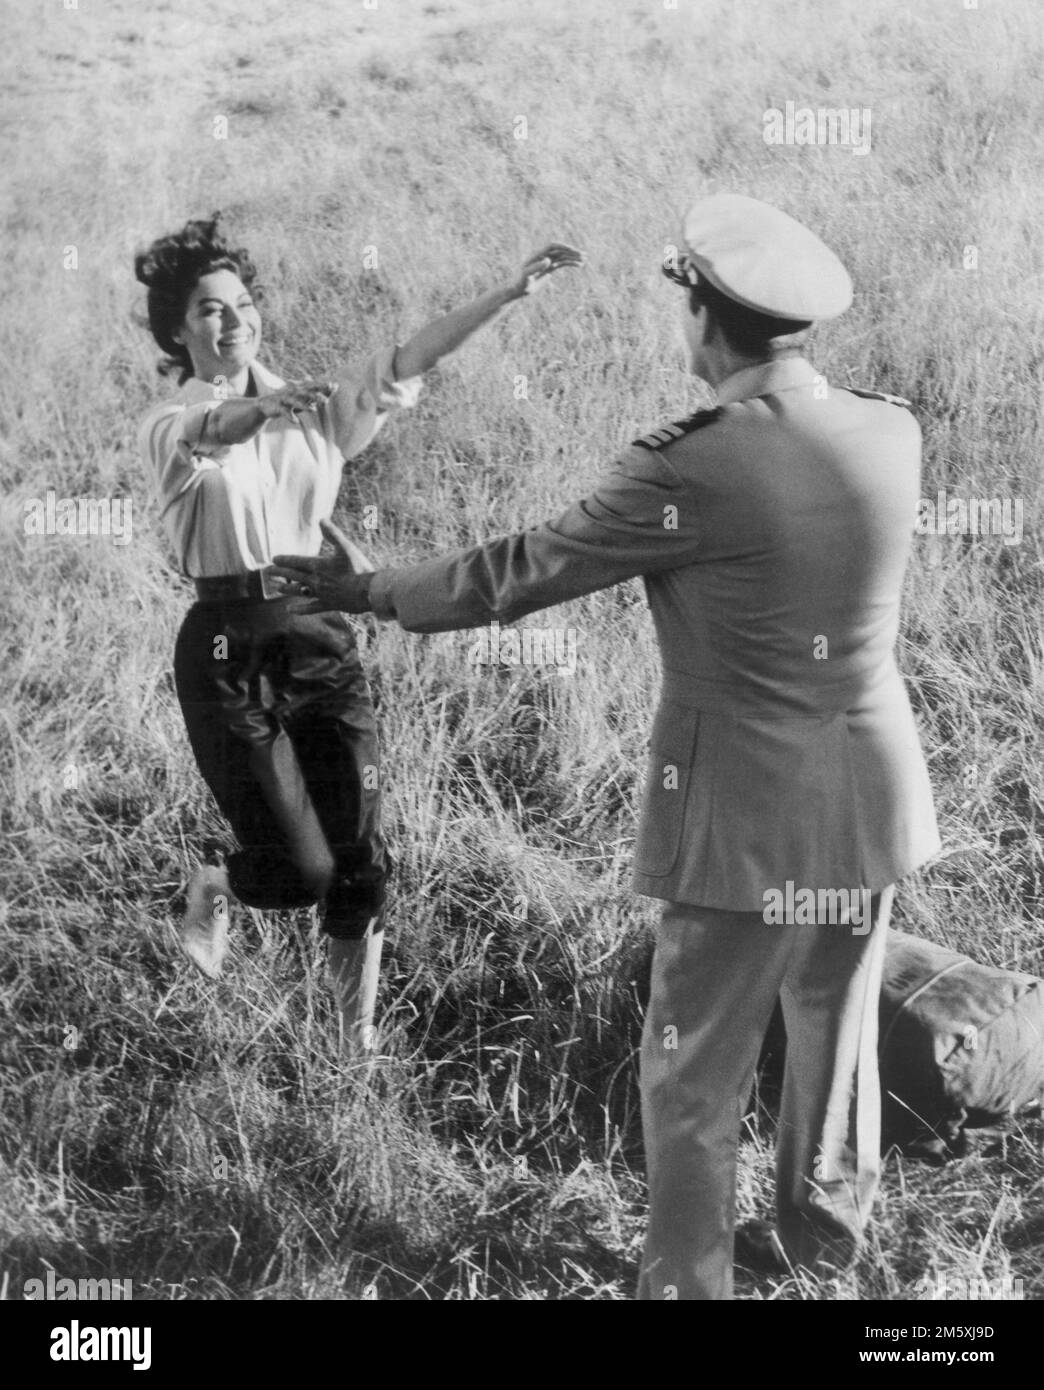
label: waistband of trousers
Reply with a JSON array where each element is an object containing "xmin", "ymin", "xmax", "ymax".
[
  {"xmin": 659, "ymin": 662, "xmax": 895, "ymax": 717},
  {"xmin": 192, "ymin": 568, "xmax": 284, "ymax": 604}
]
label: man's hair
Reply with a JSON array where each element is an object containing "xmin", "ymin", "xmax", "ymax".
[
  {"xmin": 688, "ymin": 276, "xmax": 812, "ymax": 357},
  {"xmin": 134, "ymin": 212, "xmax": 262, "ymax": 383}
]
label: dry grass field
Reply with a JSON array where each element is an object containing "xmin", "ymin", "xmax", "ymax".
[{"xmin": 1, "ymin": 0, "xmax": 1042, "ymax": 1300}]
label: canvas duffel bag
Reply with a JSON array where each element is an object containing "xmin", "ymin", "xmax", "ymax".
[{"xmin": 879, "ymin": 929, "xmax": 1044, "ymax": 1161}]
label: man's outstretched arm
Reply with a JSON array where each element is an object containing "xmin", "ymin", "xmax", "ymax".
[{"xmin": 272, "ymin": 444, "xmax": 703, "ymax": 632}]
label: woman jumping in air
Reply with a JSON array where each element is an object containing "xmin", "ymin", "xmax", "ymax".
[{"xmin": 135, "ymin": 213, "xmax": 581, "ymax": 1051}]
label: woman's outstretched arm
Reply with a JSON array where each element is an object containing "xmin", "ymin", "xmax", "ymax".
[
  {"xmin": 198, "ymin": 380, "xmax": 339, "ymax": 449},
  {"xmin": 391, "ymin": 243, "xmax": 584, "ymax": 380}
]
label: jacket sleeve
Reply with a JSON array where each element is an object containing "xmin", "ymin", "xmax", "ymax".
[{"xmin": 367, "ymin": 444, "xmax": 702, "ymax": 633}]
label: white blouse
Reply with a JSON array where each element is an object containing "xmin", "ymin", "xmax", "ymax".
[{"xmin": 139, "ymin": 348, "xmax": 420, "ymax": 578}]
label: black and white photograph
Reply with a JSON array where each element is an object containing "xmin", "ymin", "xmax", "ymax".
[{"xmin": 2, "ymin": 0, "xmax": 1041, "ymax": 1348}]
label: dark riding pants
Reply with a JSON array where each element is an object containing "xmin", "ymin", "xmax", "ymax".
[{"xmin": 174, "ymin": 595, "xmax": 387, "ymax": 939}]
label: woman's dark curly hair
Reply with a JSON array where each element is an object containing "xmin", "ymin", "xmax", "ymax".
[{"xmin": 134, "ymin": 212, "xmax": 263, "ymax": 383}]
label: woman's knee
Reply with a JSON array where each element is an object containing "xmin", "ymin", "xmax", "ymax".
[{"xmin": 296, "ymin": 844, "xmax": 337, "ymax": 902}]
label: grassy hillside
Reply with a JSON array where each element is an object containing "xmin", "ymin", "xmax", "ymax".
[{"xmin": 1, "ymin": 0, "xmax": 1041, "ymax": 1299}]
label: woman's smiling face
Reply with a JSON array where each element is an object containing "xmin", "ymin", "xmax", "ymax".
[{"xmin": 174, "ymin": 269, "xmax": 262, "ymax": 383}]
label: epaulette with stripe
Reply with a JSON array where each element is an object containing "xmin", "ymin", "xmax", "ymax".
[
  {"xmin": 632, "ymin": 407, "xmax": 723, "ymax": 451},
  {"xmin": 846, "ymin": 387, "xmax": 913, "ymax": 409}
]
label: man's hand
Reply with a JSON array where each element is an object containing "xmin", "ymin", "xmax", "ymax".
[
  {"xmin": 271, "ymin": 519, "xmax": 375, "ymax": 612},
  {"xmin": 510, "ymin": 243, "xmax": 585, "ymax": 299}
]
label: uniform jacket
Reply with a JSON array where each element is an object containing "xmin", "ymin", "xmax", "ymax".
[{"xmin": 368, "ymin": 355, "xmax": 940, "ymax": 909}]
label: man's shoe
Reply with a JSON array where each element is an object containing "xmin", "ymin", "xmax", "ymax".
[
  {"xmin": 734, "ymin": 1219, "xmax": 789, "ymax": 1274},
  {"xmin": 179, "ymin": 866, "xmax": 231, "ymax": 979}
]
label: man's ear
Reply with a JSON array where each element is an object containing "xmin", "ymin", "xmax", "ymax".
[
  {"xmin": 685, "ymin": 290, "xmax": 707, "ymax": 337},
  {"xmin": 697, "ymin": 304, "xmax": 718, "ymax": 349}
]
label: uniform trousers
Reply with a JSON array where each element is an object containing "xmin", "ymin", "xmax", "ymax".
[
  {"xmin": 637, "ymin": 886, "xmax": 893, "ymax": 1300},
  {"xmin": 173, "ymin": 594, "xmax": 387, "ymax": 939}
]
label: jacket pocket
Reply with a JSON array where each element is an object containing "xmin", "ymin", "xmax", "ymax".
[{"xmin": 633, "ymin": 702, "xmax": 701, "ymax": 878}]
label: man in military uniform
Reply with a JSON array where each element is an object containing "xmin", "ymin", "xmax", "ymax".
[{"xmin": 272, "ymin": 194, "xmax": 940, "ymax": 1300}]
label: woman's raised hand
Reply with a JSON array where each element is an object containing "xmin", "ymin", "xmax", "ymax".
[
  {"xmin": 260, "ymin": 379, "xmax": 339, "ymax": 421},
  {"xmin": 389, "ymin": 244, "xmax": 587, "ymax": 382},
  {"xmin": 512, "ymin": 243, "xmax": 585, "ymax": 298}
]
